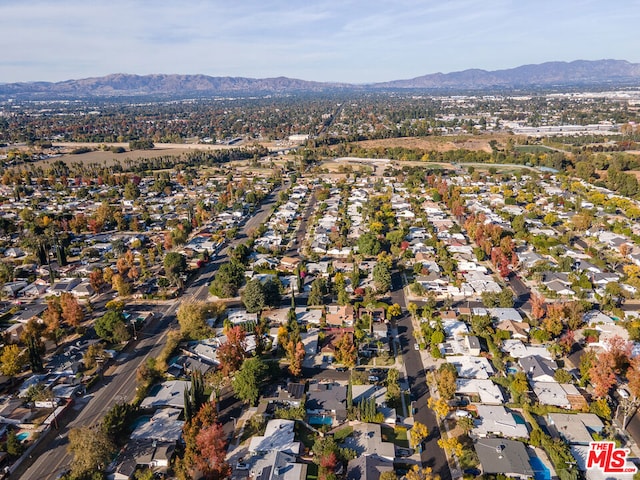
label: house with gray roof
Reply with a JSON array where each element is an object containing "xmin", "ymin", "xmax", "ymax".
[
  {"xmin": 306, "ymin": 382, "xmax": 347, "ymax": 424},
  {"xmin": 253, "ymin": 451, "xmax": 307, "ymax": 480},
  {"xmin": 342, "ymin": 423, "xmax": 396, "ymax": 461},
  {"xmin": 547, "ymin": 413, "xmax": 604, "ymax": 445},
  {"xmin": 520, "ymin": 355, "xmax": 557, "ymax": 382},
  {"xmin": 346, "ymin": 454, "xmax": 394, "ymax": 480},
  {"xmin": 474, "ymin": 438, "xmax": 534, "ymax": 479}
]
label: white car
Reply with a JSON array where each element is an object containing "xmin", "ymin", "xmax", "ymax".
[
  {"xmin": 414, "ymin": 343, "xmax": 420, "ymax": 350},
  {"xmin": 455, "ymin": 410, "xmax": 472, "ymax": 418}
]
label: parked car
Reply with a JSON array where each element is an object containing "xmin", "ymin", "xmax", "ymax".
[
  {"xmin": 396, "ymin": 448, "xmax": 414, "ymax": 457},
  {"xmin": 235, "ymin": 461, "xmax": 249, "ymax": 471},
  {"xmin": 335, "ymin": 367, "xmax": 348, "ymax": 372},
  {"xmin": 455, "ymin": 410, "xmax": 472, "ymax": 418},
  {"xmin": 368, "ymin": 375, "xmax": 380, "ymax": 382},
  {"xmin": 414, "ymin": 343, "xmax": 420, "ymax": 350}
]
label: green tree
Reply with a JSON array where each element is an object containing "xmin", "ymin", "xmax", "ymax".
[
  {"xmin": 6, "ymin": 431, "xmax": 24, "ymax": 457},
  {"xmin": 177, "ymin": 300, "xmax": 217, "ymax": 340},
  {"xmin": 357, "ymin": 233, "xmax": 382, "ymax": 257},
  {"xmin": 0, "ymin": 344, "xmax": 25, "ymax": 376},
  {"xmin": 95, "ymin": 310, "xmax": 130, "ymax": 343},
  {"xmin": 68, "ymin": 426, "xmax": 116, "ymax": 478},
  {"xmin": 232, "ymin": 357, "xmax": 268, "ymax": 406},
  {"xmin": 164, "ymin": 252, "xmax": 187, "ymax": 286},
  {"xmin": 242, "ymin": 278, "xmax": 266, "ymax": 313},
  {"xmin": 209, "ymin": 261, "xmax": 245, "ymax": 297},
  {"xmin": 373, "ymin": 262, "xmax": 391, "ymax": 293},
  {"xmin": 308, "ymin": 278, "xmax": 326, "ymax": 306}
]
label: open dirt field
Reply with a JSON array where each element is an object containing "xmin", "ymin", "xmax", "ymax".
[{"xmin": 340, "ymin": 135, "xmax": 516, "ymax": 153}]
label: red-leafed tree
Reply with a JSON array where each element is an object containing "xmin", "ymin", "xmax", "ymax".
[
  {"xmin": 286, "ymin": 340, "xmax": 306, "ymax": 377},
  {"xmin": 319, "ymin": 451, "xmax": 338, "ymax": 470},
  {"xmin": 628, "ymin": 356, "xmax": 640, "ymax": 400},
  {"xmin": 530, "ymin": 293, "xmax": 546, "ymax": 321},
  {"xmin": 60, "ymin": 292, "xmax": 84, "ymax": 326},
  {"xmin": 589, "ymin": 358, "xmax": 617, "ymax": 399},
  {"xmin": 195, "ymin": 422, "xmax": 231, "ymax": 479},
  {"xmin": 217, "ymin": 326, "xmax": 246, "ymax": 376},
  {"xmin": 89, "ymin": 268, "xmax": 104, "ymax": 292},
  {"xmin": 559, "ymin": 330, "xmax": 575, "ymax": 356},
  {"xmin": 604, "ymin": 335, "xmax": 632, "ymax": 371},
  {"xmin": 183, "ymin": 401, "xmax": 230, "ymax": 480}
]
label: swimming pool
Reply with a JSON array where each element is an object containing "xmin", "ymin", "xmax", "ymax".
[
  {"xmin": 530, "ymin": 456, "xmax": 551, "ymax": 480},
  {"xmin": 16, "ymin": 431, "xmax": 31, "ymax": 442},
  {"xmin": 131, "ymin": 415, "xmax": 152, "ymax": 431},
  {"xmin": 513, "ymin": 413, "xmax": 526, "ymax": 425},
  {"xmin": 308, "ymin": 415, "xmax": 333, "ymax": 426}
]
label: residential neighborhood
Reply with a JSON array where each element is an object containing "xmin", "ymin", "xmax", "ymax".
[{"xmin": 3, "ymin": 88, "xmax": 640, "ymax": 480}]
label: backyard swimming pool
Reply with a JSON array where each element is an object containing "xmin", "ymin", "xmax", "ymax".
[
  {"xmin": 308, "ymin": 415, "xmax": 333, "ymax": 426},
  {"xmin": 16, "ymin": 431, "xmax": 32, "ymax": 442},
  {"xmin": 530, "ymin": 456, "xmax": 551, "ymax": 480}
]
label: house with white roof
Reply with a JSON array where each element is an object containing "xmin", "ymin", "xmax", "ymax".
[
  {"xmin": 456, "ymin": 378, "xmax": 505, "ymax": 404},
  {"xmin": 249, "ymin": 419, "xmax": 301, "ymax": 455},
  {"xmin": 472, "ymin": 405, "xmax": 529, "ymax": 439}
]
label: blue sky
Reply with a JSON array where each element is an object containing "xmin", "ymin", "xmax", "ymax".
[{"xmin": 2, "ymin": 0, "xmax": 639, "ymax": 83}]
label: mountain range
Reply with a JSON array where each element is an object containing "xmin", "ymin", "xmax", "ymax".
[{"xmin": 2, "ymin": 59, "xmax": 640, "ymax": 98}]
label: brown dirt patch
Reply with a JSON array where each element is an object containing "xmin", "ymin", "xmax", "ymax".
[{"xmin": 339, "ymin": 134, "xmax": 516, "ymax": 153}]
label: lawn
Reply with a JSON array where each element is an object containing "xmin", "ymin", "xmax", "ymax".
[
  {"xmin": 333, "ymin": 426, "xmax": 354, "ymax": 443},
  {"xmin": 381, "ymin": 425, "xmax": 409, "ymax": 448},
  {"xmin": 514, "ymin": 144, "xmax": 555, "ymax": 153}
]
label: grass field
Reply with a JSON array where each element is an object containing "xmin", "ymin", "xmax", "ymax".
[{"xmin": 514, "ymin": 145, "xmax": 556, "ymax": 153}]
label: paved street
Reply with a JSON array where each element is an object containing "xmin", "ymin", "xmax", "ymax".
[{"xmin": 391, "ymin": 273, "xmax": 452, "ymax": 480}]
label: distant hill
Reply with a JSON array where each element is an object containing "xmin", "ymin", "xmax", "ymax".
[
  {"xmin": 2, "ymin": 60, "xmax": 640, "ymax": 98},
  {"xmin": 372, "ymin": 59, "xmax": 640, "ymax": 89}
]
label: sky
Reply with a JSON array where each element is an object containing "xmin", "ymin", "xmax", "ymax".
[{"xmin": 2, "ymin": 0, "xmax": 640, "ymax": 84}]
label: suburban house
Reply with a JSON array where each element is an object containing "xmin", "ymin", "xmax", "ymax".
[
  {"xmin": 252, "ymin": 451, "xmax": 307, "ymax": 480},
  {"xmin": 474, "ymin": 438, "xmax": 535, "ymax": 479},
  {"xmin": 546, "ymin": 413, "xmax": 604, "ymax": 445},
  {"xmin": 306, "ymin": 382, "xmax": 347, "ymax": 425},
  {"xmin": 472, "ymin": 405, "xmax": 529, "ymax": 439},
  {"xmin": 249, "ymin": 419, "xmax": 301, "ymax": 455}
]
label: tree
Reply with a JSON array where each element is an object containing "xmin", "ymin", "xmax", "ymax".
[
  {"xmin": 102, "ymin": 402, "xmax": 138, "ymax": 444},
  {"xmin": 530, "ymin": 293, "xmax": 546, "ymax": 321},
  {"xmin": 457, "ymin": 416, "xmax": 474, "ymax": 434},
  {"xmin": 95, "ymin": 310, "xmax": 130, "ymax": 343},
  {"xmin": 380, "ymin": 472, "xmax": 398, "ymax": 480},
  {"xmin": 68, "ymin": 426, "xmax": 116, "ymax": 478},
  {"xmin": 177, "ymin": 300, "xmax": 214, "ymax": 340},
  {"xmin": 387, "ymin": 303, "xmax": 401, "ymax": 319},
  {"xmin": 217, "ymin": 325, "xmax": 247, "ymax": 375},
  {"xmin": 427, "ymin": 397, "xmax": 450, "ymax": 419},
  {"xmin": 437, "ymin": 368, "xmax": 457, "ymax": 401},
  {"xmin": 232, "ymin": 357, "xmax": 268, "ymax": 406},
  {"xmin": 438, "ymin": 437, "xmax": 464, "ymax": 457},
  {"xmin": 83, "ymin": 343, "xmax": 107, "ymax": 370},
  {"xmin": 242, "ymin": 278, "xmax": 266, "ymax": 313},
  {"xmin": 209, "ymin": 261, "xmax": 245, "ymax": 298},
  {"xmin": 195, "ymin": 421, "xmax": 231, "ymax": 479},
  {"xmin": 405, "ymin": 466, "xmax": 438, "ymax": 480},
  {"xmin": 182, "ymin": 401, "xmax": 230, "ymax": 479},
  {"xmin": 408, "ymin": 302, "xmax": 418, "ymax": 319},
  {"xmin": 308, "ymin": 278, "xmax": 326, "ymax": 306},
  {"xmin": 285, "ymin": 340, "xmax": 306, "ymax": 377},
  {"xmin": 589, "ymin": 356, "xmax": 617, "ymax": 399},
  {"xmin": 410, "ymin": 422, "xmax": 429, "ymax": 448},
  {"xmin": 6, "ymin": 431, "xmax": 24, "ymax": 457},
  {"xmin": 164, "ymin": 252, "xmax": 187, "ymax": 286},
  {"xmin": 357, "ymin": 233, "xmax": 382, "ymax": 257},
  {"xmin": 60, "ymin": 292, "xmax": 84, "ymax": 326},
  {"xmin": 112, "ymin": 273, "xmax": 131, "ymax": 297},
  {"xmin": 0, "ymin": 344, "xmax": 25, "ymax": 376},
  {"xmin": 334, "ymin": 333, "xmax": 357, "ymax": 367},
  {"xmin": 373, "ymin": 262, "xmax": 391, "ymax": 293}
]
